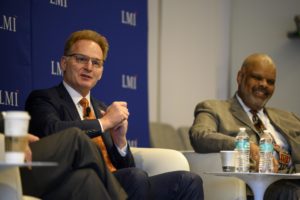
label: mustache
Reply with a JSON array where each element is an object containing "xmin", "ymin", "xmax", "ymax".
[{"xmin": 253, "ymin": 86, "xmax": 269, "ymax": 96}]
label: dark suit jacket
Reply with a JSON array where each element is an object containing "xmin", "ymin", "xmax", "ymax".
[
  {"xmin": 0, "ymin": 113, "xmax": 3, "ymax": 133},
  {"xmin": 25, "ymin": 83, "xmax": 135, "ymax": 169},
  {"xmin": 190, "ymin": 95, "xmax": 300, "ymax": 172}
]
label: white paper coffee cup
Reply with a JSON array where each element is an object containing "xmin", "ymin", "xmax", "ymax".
[
  {"xmin": 220, "ymin": 150, "xmax": 237, "ymax": 172},
  {"xmin": 3, "ymin": 111, "xmax": 30, "ymax": 163}
]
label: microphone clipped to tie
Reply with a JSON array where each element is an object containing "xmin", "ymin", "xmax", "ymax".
[{"xmin": 85, "ymin": 106, "xmax": 91, "ymax": 118}]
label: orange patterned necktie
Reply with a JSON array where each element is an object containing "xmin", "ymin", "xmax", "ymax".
[{"xmin": 79, "ymin": 97, "xmax": 116, "ymax": 172}]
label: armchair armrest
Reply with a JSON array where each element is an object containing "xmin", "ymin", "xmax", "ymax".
[{"xmin": 131, "ymin": 147, "xmax": 190, "ymax": 176}]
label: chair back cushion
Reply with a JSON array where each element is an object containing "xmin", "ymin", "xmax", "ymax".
[
  {"xmin": 149, "ymin": 122, "xmax": 185, "ymax": 150},
  {"xmin": 177, "ymin": 127, "xmax": 193, "ymax": 150}
]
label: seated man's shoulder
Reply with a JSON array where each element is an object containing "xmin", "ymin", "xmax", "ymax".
[
  {"xmin": 267, "ymin": 107, "xmax": 296, "ymax": 117},
  {"xmin": 27, "ymin": 85, "xmax": 60, "ymax": 99},
  {"xmin": 197, "ymin": 99, "xmax": 230, "ymax": 108}
]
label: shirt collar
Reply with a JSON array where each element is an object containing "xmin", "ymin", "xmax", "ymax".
[
  {"xmin": 235, "ymin": 93, "xmax": 264, "ymax": 116},
  {"xmin": 63, "ymin": 81, "xmax": 91, "ymax": 105}
]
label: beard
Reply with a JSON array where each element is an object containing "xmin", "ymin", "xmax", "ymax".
[
  {"xmin": 247, "ymin": 94, "xmax": 269, "ymax": 110},
  {"xmin": 239, "ymin": 86, "xmax": 272, "ymax": 111}
]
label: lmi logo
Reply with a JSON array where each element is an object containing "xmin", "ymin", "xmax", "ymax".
[
  {"xmin": 0, "ymin": 15, "xmax": 17, "ymax": 32},
  {"xmin": 0, "ymin": 90, "xmax": 19, "ymax": 107},
  {"xmin": 121, "ymin": 10, "xmax": 136, "ymax": 27},
  {"xmin": 122, "ymin": 74, "xmax": 137, "ymax": 90},
  {"xmin": 50, "ymin": 0, "xmax": 68, "ymax": 8},
  {"xmin": 51, "ymin": 60, "xmax": 63, "ymax": 76}
]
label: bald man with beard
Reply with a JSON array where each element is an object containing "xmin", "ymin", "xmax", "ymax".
[{"xmin": 190, "ymin": 53, "xmax": 300, "ymax": 200}]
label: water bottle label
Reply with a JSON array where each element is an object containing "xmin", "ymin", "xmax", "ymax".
[
  {"xmin": 235, "ymin": 140, "xmax": 249, "ymax": 150},
  {"xmin": 260, "ymin": 143, "xmax": 273, "ymax": 152}
]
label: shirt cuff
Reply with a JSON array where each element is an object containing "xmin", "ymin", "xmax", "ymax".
[
  {"xmin": 116, "ymin": 142, "xmax": 128, "ymax": 157},
  {"xmin": 98, "ymin": 119, "xmax": 104, "ymax": 132}
]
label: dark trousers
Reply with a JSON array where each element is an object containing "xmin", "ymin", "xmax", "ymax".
[
  {"xmin": 20, "ymin": 127, "xmax": 127, "ymax": 200},
  {"xmin": 114, "ymin": 168, "xmax": 204, "ymax": 200},
  {"xmin": 20, "ymin": 127, "xmax": 204, "ymax": 200},
  {"xmin": 264, "ymin": 179, "xmax": 300, "ymax": 200}
]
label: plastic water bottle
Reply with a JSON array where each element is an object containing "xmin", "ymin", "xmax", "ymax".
[
  {"xmin": 259, "ymin": 130, "xmax": 274, "ymax": 173},
  {"xmin": 235, "ymin": 127, "xmax": 250, "ymax": 172}
]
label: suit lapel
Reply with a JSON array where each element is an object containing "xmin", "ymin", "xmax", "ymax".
[
  {"xmin": 91, "ymin": 97, "xmax": 101, "ymax": 118},
  {"xmin": 91, "ymin": 96, "xmax": 107, "ymax": 119},
  {"xmin": 265, "ymin": 109, "xmax": 287, "ymax": 136},
  {"xmin": 56, "ymin": 83, "xmax": 81, "ymax": 120},
  {"xmin": 229, "ymin": 96, "xmax": 261, "ymax": 136}
]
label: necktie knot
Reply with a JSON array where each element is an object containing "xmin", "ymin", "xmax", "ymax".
[
  {"xmin": 250, "ymin": 109, "xmax": 257, "ymax": 115},
  {"xmin": 79, "ymin": 97, "xmax": 91, "ymax": 119},
  {"xmin": 79, "ymin": 97, "xmax": 89, "ymax": 108}
]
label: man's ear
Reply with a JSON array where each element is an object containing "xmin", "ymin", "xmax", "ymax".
[{"xmin": 237, "ymin": 70, "xmax": 242, "ymax": 85}]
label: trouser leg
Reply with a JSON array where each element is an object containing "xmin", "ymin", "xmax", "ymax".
[
  {"xmin": 114, "ymin": 169, "xmax": 204, "ymax": 200},
  {"xmin": 43, "ymin": 169, "xmax": 111, "ymax": 200},
  {"xmin": 264, "ymin": 179, "xmax": 300, "ymax": 200},
  {"xmin": 114, "ymin": 167, "xmax": 150, "ymax": 200},
  {"xmin": 149, "ymin": 171, "xmax": 204, "ymax": 200}
]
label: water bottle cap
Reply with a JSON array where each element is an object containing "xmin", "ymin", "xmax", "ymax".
[{"xmin": 239, "ymin": 127, "xmax": 246, "ymax": 131}]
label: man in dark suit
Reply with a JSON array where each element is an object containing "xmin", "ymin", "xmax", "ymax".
[
  {"xmin": 190, "ymin": 53, "xmax": 300, "ymax": 200},
  {"xmin": 0, "ymin": 113, "xmax": 127, "ymax": 200},
  {"xmin": 25, "ymin": 29, "xmax": 203, "ymax": 200}
]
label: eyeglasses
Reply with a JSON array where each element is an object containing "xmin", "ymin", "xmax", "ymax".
[{"xmin": 66, "ymin": 53, "xmax": 104, "ymax": 69}]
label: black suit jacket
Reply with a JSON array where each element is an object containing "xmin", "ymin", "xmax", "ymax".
[
  {"xmin": 0, "ymin": 113, "xmax": 3, "ymax": 133},
  {"xmin": 25, "ymin": 83, "xmax": 135, "ymax": 169}
]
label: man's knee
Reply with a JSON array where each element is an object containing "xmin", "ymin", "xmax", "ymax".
[
  {"xmin": 176, "ymin": 171, "xmax": 204, "ymax": 200},
  {"xmin": 58, "ymin": 127, "xmax": 91, "ymax": 147},
  {"xmin": 59, "ymin": 127, "xmax": 87, "ymax": 140},
  {"xmin": 120, "ymin": 167, "xmax": 149, "ymax": 187},
  {"xmin": 114, "ymin": 168, "xmax": 150, "ymax": 199},
  {"xmin": 180, "ymin": 171, "xmax": 203, "ymax": 190}
]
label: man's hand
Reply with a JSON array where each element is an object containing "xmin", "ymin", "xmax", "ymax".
[
  {"xmin": 100, "ymin": 101, "xmax": 129, "ymax": 132},
  {"xmin": 250, "ymin": 142, "xmax": 260, "ymax": 171},
  {"xmin": 272, "ymin": 156, "xmax": 279, "ymax": 173},
  {"xmin": 110, "ymin": 120, "xmax": 128, "ymax": 149},
  {"xmin": 24, "ymin": 134, "xmax": 39, "ymax": 163},
  {"xmin": 249, "ymin": 142, "xmax": 279, "ymax": 173}
]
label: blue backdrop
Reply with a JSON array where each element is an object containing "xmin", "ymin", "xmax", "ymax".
[{"xmin": 0, "ymin": 0, "xmax": 149, "ymax": 147}]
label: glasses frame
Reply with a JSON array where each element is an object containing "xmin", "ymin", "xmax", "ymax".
[{"xmin": 65, "ymin": 53, "xmax": 104, "ymax": 69}]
